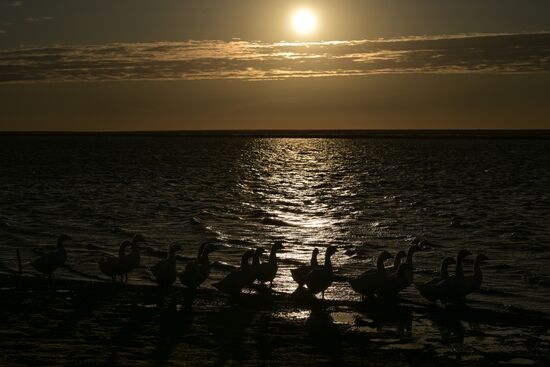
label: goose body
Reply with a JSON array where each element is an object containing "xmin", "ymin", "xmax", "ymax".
[
  {"xmin": 349, "ymin": 251, "xmax": 393, "ymax": 299},
  {"xmin": 369, "ymin": 245, "xmax": 423, "ymax": 299},
  {"xmin": 98, "ymin": 240, "xmax": 130, "ymax": 282},
  {"xmin": 376, "ymin": 263, "xmax": 414, "ymax": 299},
  {"xmin": 256, "ymin": 243, "xmax": 284, "ymax": 286},
  {"xmin": 463, "ymin": 254, "xmax": 489, "ymax": 296},
  {"xmin": 31, "ymin": 235, "xmax": 71, "ymax": 278},
  {"xmin": 305, "ymin": 246, "xmax": 338, "ymax": 299},
  {"xmin": 119, "ymin": 234, "xmax": 144, "ymax": 282},
  {"xmin": 416, "ymin": 256, "xmax": 456, "ymax": 303},
  {"xmin": 151, "ymin": 244, "xmax": 182, "ymax": 288},
  {"xmin": 179, "ymin": 243, "xmax": 218, "ymax": 289},
  {"xmin": 213, "ymin": 249, "xmax": 255, "ymax": 296},
  {"xmin": 291, "ymin": 248, "xmax": 319, "ymax": 287}
]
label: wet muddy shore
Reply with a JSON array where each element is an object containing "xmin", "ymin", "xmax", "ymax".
[{"xmin": 1, "ymin": 275, "xmax": 549, "ymax": 367}]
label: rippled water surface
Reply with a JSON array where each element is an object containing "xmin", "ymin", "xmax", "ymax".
[{"xmin": 1, "ymin": 135, "xmax": 550, "ymax": 351}]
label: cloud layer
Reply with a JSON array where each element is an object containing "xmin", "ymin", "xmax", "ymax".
[{"xmin": 1, "ymin": 32, "xmax": 549, "ymax": 83}]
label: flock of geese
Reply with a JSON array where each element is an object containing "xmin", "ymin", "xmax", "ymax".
[{"xmin": 29, "ymin": 234, "xmax": 489, "ymax": 305}]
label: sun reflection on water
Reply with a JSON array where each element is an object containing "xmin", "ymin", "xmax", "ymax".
[{"xmin": 234, "ymin": 138, "xmax": 365, "ymax": 297}]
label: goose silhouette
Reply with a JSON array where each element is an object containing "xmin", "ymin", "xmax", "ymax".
[
  {"xmin": 304, "ymin": 245, "xmax": 338, "ymax": 299},
  {"xmin": 256, "ymin": 242, "xmax": 284, "ymax": 287},
  {"xmin": 179, "ymin": 243, "xmax": 218, "ymax": 289},
  {"xmin": 416, "ymin": 256, "xmax": 456, "ymax": 303},
  {"xmin": 463, "ymin": 254, "xmax": 489, "ymax": 296},
  {"xmin": 98, "ymin": 240, "xmax": 130, "ymax": 282},
  {"xmin": 291, "ymin": 248, "xmax": 319, "ymax": 287},
  {"xmin": 349, "ymin": 250, "xmax": 393, "ymax": 301},
  {"xmin": 437, "ymin": 249, "xmax": 472, "ymax": 304},
  {"xmin": 151, "ymin": 244, "xmax": 182, "ymax": 289},
  {"xmin": 119, "ymin": 234, "xmax": 144, "ymax": 282},
  {"xmin": 213, "ymin": 249, "xmax": 255, "ymax": 296},
  {"xmin": 31, "ymin": 234, "xmax": 71, "ymax": 278}
]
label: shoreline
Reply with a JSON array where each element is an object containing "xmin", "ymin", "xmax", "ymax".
[
  {"xmin": 2, "ymin": 129, "xmax": 550, "ymax": 139},
  {"xmin": 1, "ymin": 274, "xmax": 549, "ymax": 366}
]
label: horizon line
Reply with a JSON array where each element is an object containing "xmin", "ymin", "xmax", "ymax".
[{"xmin": 2, "ymin": 129, "xmax": 550, "ymax": 139}]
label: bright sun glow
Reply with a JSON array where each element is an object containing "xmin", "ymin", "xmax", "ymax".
[{"xmin": 292, "ymin": 9, "xmax": 317, "ymax": 35}]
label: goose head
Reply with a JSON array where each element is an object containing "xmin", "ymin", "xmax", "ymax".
[
  {"xmin": 57, "ymin": 234, "xmax": 72, "ymax": 248},
  {"xmin": 407, "ymin": 244, "xmax": 422, "ymax": 255},
  {"xmin": 243, "ymin": 249, "xmax": 255, "ymax": 258},
  {"xmin": 132, "ymin": 234, "xmax": 145, "ymax": 244},
  {"xmin": 272, "ymin": 242, "xmax": 285, "ymax": 252},
  {"xmin": 397, "ymin": 263, "xmax": 414, "ymax": 283},
  {"xmin": 197, "ymin": 242, "xmax": 207, "ymax": 257},
  {"xmin": 311, "ymin": 248, "xmax": 320, "ymax": 266},
  {"xmin": 241, "ymin": 249, "xmax": 255, "ymax": 268},
  {"xmin": 203, "ymin": 243, "xmax": 219, "ymax": 255},
  {"xmin": 378, "ymin": 250, "xmax": 393, "ymax": 262},
  {"xmin": 169, "ymin": 244, "xmax": 182, "ymax": 255},
  {"xmin": 325, "ymin": 245, "xmax": 338, "ymax": 258},
  {"xmin": 255, "ymin": 247, "xmax": 265, "ymax": 256},
  {"xmin": 476, "ymin": 254, "xmax": 489, "ymax": 262},
  {"xmin": 442, "ymin": 257, "xmax": 457, "ymax": 268},
  {"xmin": 120, "ymin": 240, "xmax": 132, "ymax": 249},
  {"xmin": 457, "ymin": 249, "xmax": 472, "ymax": 261},
  {"xmin": 394, "ymin": 250, "xmax": 407, "ymax": 266}
]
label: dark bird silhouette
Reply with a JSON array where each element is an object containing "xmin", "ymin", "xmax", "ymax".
[
  {"xmin": 416, "ymin": 256, "xmax": 456, "ymax": 303},
  {"xmin": 390, "ymin": 250, "xmax": 407, "ymax": 274},
  {"xmin": 151, "ymin": 244, "xmax": 182, "ymax": 289},
  {"xmin": 251, "ymin": 247, "xmax": 264, "ymax": 288},
  {"xmin": 291, "ymin": 248, "xmax": 319, "ymax": 287},
  {"xmin": 31, "ymin": 234, "xmax": 71, "ymax": 278},
  {"xmin": 98, "ymin": 240, "xmax": 130, "ymax": 282},
  {"xmin": 376, "ymin": 263, "xmax": 414, "ymax": 299},
  {"xmin": 392, "ymin": 244, "xmax": 423, "ymax": 292},
  {"xmin": 179, "ymin": 243, "xmax": 219, "ymax": 289},
  {"xmin": 305, "ymin": 245, "xmax": 338, "ymax": 299},
  {"xmin": 436, "ymin": 249, "xmax": 472, "ymax": 304},
  {"xmin": 463, "ymin": 254, "xmax": 489, "ymax": 296},
  {"xmin": 349, "ymin": 250, "xmax": 393, "ymax": 301},
  {"xmin": 213, "ymin": 249, "xmax": 255, "ymax": 296},
  {"xmin": 256, "ymin": 242, "xmax": 285, "ymax": 287},
  {"xmin": 119, "ymin": 234, "xmax": 144, "ymax": 282}
]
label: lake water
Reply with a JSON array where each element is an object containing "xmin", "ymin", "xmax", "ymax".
[{"xmin": 1, "ymin": 135, "xmax": 550, "ymax": 358}]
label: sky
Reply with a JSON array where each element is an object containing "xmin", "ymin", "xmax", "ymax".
[{"xmin": 1, "ymin": 0, "xmax": 549, "ymax": 131}]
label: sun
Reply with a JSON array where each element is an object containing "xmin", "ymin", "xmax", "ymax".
[{"xmin": 292, "ymin": 9, "xmax": 317, "ymax": 35}]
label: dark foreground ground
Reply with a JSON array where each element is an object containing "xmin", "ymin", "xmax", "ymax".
[{"xmin": 1, "ymin": 275, "xmax": 549, "ymax": 367}]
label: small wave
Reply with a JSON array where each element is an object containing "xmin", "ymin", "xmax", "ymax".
[
  {"xmin": 260, "ymin": 217, "xmax": 295, "ymax": 227},
  {"xmin": 111, "ymin": 226, "xmax": 134, "ymax": 235},
  {"xmin": 86, "ymin": 243, "xmax": 104, "ymax": 251},
  {"xmin": 486, "ymin": 263, "xmax": 514, "ymax": 270},
  {"xmin": 522, "ymin": 273, "xmax": 550, "ymax": 287},
  {"xmin": 226, "ymin": 238, "xmax": 255, "ymax": 246},
  {"xmin": 212, "ymin": 260, "xmax": 238, "ymax": 271},
  {"xmin": 63, "ymin": 264, "xmax": 104, "ymax": 281},
  {"xmin": 190, "ymin": 217, "xmax": 202, "ymax": 225}
]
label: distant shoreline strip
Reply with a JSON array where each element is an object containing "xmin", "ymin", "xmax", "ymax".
[{"xmin": 2, "ymin": 130, "xmax": 550, "ymax": 139}]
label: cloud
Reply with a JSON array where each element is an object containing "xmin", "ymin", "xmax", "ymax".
[
  {"xmin": 25, "ymin": 16, "xmax": 53, "ymax": 22},
  {"xmin": 0, "ymin": 32, "xmax": 549, "ymax": 83}
]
